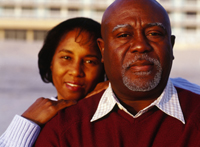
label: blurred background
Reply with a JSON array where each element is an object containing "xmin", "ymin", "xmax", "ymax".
[{"xmin": 0, "ymin": 0, "xmax": 200, "ymax": 135}]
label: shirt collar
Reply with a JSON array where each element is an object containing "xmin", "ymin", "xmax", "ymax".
[{"xmin": 91, "ymin": 79, "xmax": 185, "ymax": 124}]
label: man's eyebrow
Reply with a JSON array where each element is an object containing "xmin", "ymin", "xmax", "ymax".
[
  {"xmin": 147, "ymin": 22, "xmax": 166, "ymax": 30},
  {"xmin": 112, "ymin": 24, "xmax": 131, "ymax": 32}
]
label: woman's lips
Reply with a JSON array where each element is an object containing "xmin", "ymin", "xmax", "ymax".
[{"xmin": 65, "ymin": 82, "xmax": 84, "ymax": 91}]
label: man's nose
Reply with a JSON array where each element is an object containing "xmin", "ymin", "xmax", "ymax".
[{"xmin": 129, "ymin": 34, "xmax": 152, "ymax": 53}]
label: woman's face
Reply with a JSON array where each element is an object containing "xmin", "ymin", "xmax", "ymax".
[{"xmin": 51, "ymin": 30, "xmax": 104, "ymax": 100}]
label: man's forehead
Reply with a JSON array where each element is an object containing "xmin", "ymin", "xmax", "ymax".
[{"xmin": 101, "ymin": 0, "xmax": 171, "ymax": 36}]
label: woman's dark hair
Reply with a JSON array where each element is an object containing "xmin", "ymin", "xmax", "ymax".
[{"xmin": 38, "ymin": 17, "xmax": 103, "ymax": 84}]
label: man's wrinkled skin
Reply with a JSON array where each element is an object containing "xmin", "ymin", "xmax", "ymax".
[{"xmin": 97, "ymin": 0, "xmax": 175, "ymax": 115}]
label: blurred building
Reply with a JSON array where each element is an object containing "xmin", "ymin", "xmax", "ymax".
[
  {"xmin": 0, "ymin": 0, "xmax": 113, "ymax": 42},
  {"xmin": 158, "ymin": 0, "xmax": 200, "ymax": 50},
  {"xmin": 0, "ymin": 0, "xmax": 200, "ymax": 50}
]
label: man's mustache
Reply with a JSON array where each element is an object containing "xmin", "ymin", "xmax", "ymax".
[{"xmin": 122, "ymin": 54, "xmax": 161, "ymax": 70}]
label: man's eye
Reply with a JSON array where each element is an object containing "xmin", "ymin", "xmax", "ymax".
[
  {"xmin": 117, "ymin": 34, "xmax": 130, "ymax": 38},
  {"xmin": 148, "ymin": 32, "xmax": 163, "ymax": 36},
  {"xmin": 147, "ymin": 31, "xmax": 165, "ymax": 42}
]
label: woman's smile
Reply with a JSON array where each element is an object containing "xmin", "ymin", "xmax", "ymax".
[{"xmin": 65, "ymin": 82, "xmax": 84, "ymax": 91}]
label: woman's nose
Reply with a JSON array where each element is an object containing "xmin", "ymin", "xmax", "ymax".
[{"xmin": 68, "ymin": 61, "xmax": 85, "ymax": 77}]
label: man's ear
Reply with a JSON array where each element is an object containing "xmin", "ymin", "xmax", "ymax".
[
  {"xmin": 97, "ymin": 38, "xmax": 105, "ymax": 63},
  {"xmin": 171, "ymin": 35, "xmax": 176, "ymax": 60},
  {"xmin": 171, "ymin": 35, "xmax": 175, "ymax": 48}
]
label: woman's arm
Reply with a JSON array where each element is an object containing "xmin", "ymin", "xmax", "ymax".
[
  {"xmin": 0, "ymin": 115, "xmax": 40, "ymax": 147},
  {"xmin": 0, "ymin": 81, "xmax": 108, "ymax": 147},
  {"xmin": 0, "ymin": 98, "xmax": 76, "ymax": 147}
]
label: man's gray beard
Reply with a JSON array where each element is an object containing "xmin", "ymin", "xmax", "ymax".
[{"xmin": 121, "ymin": 54, "xmax": 162, "ymax": 92}]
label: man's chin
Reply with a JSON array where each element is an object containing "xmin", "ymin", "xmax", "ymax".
[{"xmin": 122, "ymin": 76, "xmax": 161, "ymax": 92}]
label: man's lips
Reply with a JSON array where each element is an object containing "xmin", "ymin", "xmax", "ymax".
[{"xmin": 128, "ymin": 60, "xmax": 154, "ymax": 72}]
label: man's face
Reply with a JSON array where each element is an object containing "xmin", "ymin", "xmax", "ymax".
[{"xmin": 98, "ymin": 0, "xmax": 175, "ymax": 99}]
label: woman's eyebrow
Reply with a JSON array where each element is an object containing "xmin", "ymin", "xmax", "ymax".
[
  {"xmin": 58, "ymin": 49, "xmax": 101, "ymax": 59},
  {"xmin": 58, "ymin": 49, "xmax": 73, "ymax": 54},
  {"xmin": 85, "ymin": 54, "xmax": 101, "ymax": 60}
]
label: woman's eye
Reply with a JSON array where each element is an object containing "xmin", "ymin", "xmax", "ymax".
[
  {"xmin": 85, "ymin": 60, "xmax": 97, "ymax": 65},
  {"xmin": 62, "ymin": 56, "xmax": 71, "ymax": 60}
]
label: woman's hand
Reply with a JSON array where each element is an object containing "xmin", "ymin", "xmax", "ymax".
[
  {"xmin": 21, "ymin": 98, "xmax": 77, "ymax": 126},
  {"xmin": 85, "ymin": 80, "xmax": 109, "ymax": 98}
]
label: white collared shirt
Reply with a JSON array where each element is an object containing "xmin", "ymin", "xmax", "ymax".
[{"xmin": 91, "ymin": 79, "xmax": 185, "ymax": 124}]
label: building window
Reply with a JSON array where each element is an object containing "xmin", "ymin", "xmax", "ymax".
[
  {"xmin": 34, "ymin": 30, "xmax": 47, "ymax": 41},
  {"xmin": 48, "ymin": 7, "xmax": 61, "ymax": 17},
  {"xmin": 184, "ymin": 26, "xmax": 197, "ymax": 33},
  {"xmin": 186, "ymin": 11, "xmax": 197, "ymax": 18},
  {"xmin": 93, "ymin": 8, "xmax": 105, "ymax": 17},
  {"xmin": 5, "ymin": 30, "xmax": 26, "ymax": 40},
  {"xmin": 185, "ymin": 26, "xmax": 196, "ymax": 30},
  {"xmin": 3, "ymin": 6, "xmax": 14, "ymax": 11},
  {"xmin": 68, "ymin": 8, "xmax": 79, "ymax": 12},
  {"xmin": 3, "ymin": 6, "xmax": 15, "ymax": 16},
  {"xmin": 68, "ymin": 8, "xmax": 80, "ymax": 15},
  {"xmin": 95, "ymin": 8, "xmax": 105, "ymax": 13},
  {"xmin": 49, "ymin": 7, "xmax": 60, "ymax": 13},
  {"xmin": 21, "ymin": 6, "xmax": 34, "ymax": 17},
  {"xmin": 186, "ymin": 12, "xmax": 196, "ymax": 16}
]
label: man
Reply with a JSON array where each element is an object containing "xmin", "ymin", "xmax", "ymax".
[{"xmin": 35, "ymin": 0, "xmax": 200, "ymax": 146}]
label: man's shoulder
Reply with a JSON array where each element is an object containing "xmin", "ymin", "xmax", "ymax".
[
  {"xmin": 176, "ymin": 86, "xmax": 200, "ymax": 105},
  {"xmin": 176, "ymin": 86, "xmax": 200, "ymax": 122},
  {"xmin": 171, "ymin": 77, "xmax": 200, "ymax": 95},
  {"xmin": 65, "ymin": 89, "xmax": 105, "ymax": 115},
  {"xmin": 176, "ymin": 86, "xmax": 200, "ymax": 98}
]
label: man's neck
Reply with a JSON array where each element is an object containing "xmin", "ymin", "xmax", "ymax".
[
  {"xmin": 112, "ymin": 88, "xmax": 163, "ymax": 115},
  {"xmin": 118, "ymin": 98, "xmax": 156, "ymax": 115},
  {"xmin": 110, "ymin": 80, "xmax": 167, "ymax": 115}
]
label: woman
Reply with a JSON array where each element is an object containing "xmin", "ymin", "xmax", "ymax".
[
  {"xmin": 38, "ymin": 17, "xmax": 104, "ymax": 101},
  {"xmin": 0, "ymin": 17, "xmax": 105, "ymax": 147}
]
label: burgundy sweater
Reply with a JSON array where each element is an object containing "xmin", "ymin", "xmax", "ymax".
[{"xmin": 35, "ymin": 87, "xmax": 200, "ymax": 147}]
